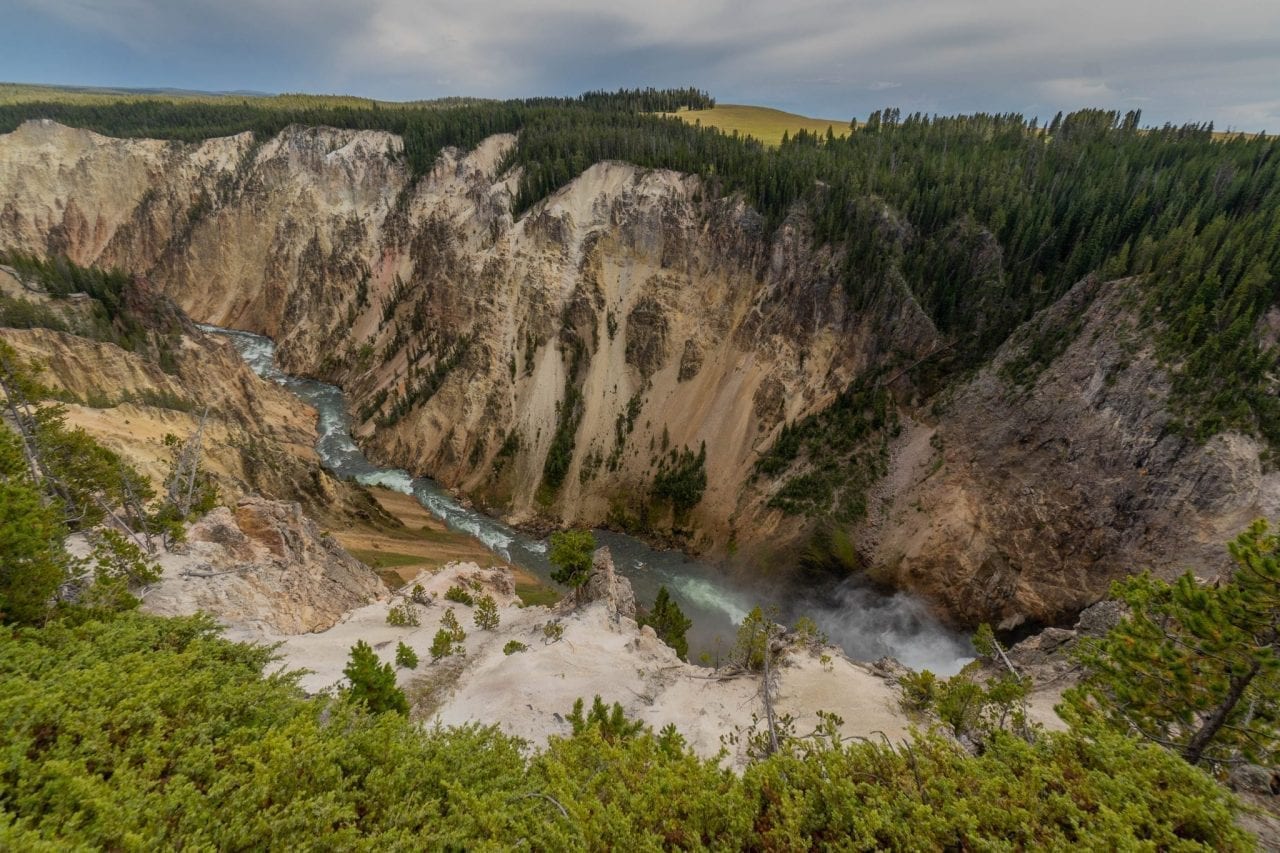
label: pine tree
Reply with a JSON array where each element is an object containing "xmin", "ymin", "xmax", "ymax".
[
  {"xmin": 473, "ymin": 595, "xmax": 499, "ymax": 630},
  {"xmin": 1067, "ymin": 520, "xmax": 1280, "ymax": 766},
  {"xmin": 395, "ymin": 641, "xmax": 418, "ymax": 669},
  {"xmin": 441, "ymin": 608, "xmax": 466, "ymax": 642},
  {"xmin": 0, "ymin": 466, "xmax": 65, "ymax": 625},
  {"xmin": 548, "ymin": 528, "xmax": 596, "ymax": 588},
  {"xmin": 343, "ymin": 640, "xmax": 408, "ymax": 715},
  {"xmin": 640, "ymin": 586, "xmax": 692, "ymax": 660},
  {"xmin": 567, "ymin": 695, "xmax": 643, "ymax": 743},
  {"xmin": 430, "ymin": 629, "xmax": 455, "ymax": 661}
]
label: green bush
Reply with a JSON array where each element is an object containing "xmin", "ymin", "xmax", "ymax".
[
  {"xmin": 548, "ymin": 529, "xmax": 596, "ymax": 588},
  {"xmin": 444, "ymin": 585, "xmax": 474, "ymax": 606},
  {"xmin": 502, "ymin": 640, "xmax": 528, "ymax": 655},
  {"xmin": 1067, "ymin": 520, "xmax": 1280, "ymax": 767},
  {"xmin": 567, "ymin": 696, "xmax": 643, "ymax": 743},
  {"xmin": 0, "ymin": 610, "xmax": 1251, "ymax": 849},
  {"xmin": 395, "ymin": 641, "xmax": 419, "ymax": 670},
  {"xmin": 441, "ymin": 608, "xmax": 466, "ymax": 643},
  {"xmin": 343, "ymin": 640, "xmax": 408, "ymax": 716},
  {"xmin": 651, "ymin": 442, "xmax": 707, "ymax": 516},
  {"xmin": 898, "ymin": 669, "xmax": 939, "ymax": 712},
  {"xmin": 386, "ymin": 603, "xmax": 420, "ymax": 627},
  {"xmin": 429, "ymin": 629, "xmax": 456, "ymax": 662},
  {"xmin": 638, "ymin": 586, "xmax": 691, "ymax": 660},
  {"xmin": 730, "ymin": 607, "xmax": 772, "ymax": 671},
  {"xmin": 473, "ymin": 595, "xmax": 499, "ymax": 630}
]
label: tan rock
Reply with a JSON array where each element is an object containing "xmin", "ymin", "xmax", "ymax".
[{"xmin": 143, "ymin": 499, "xmax": 386, "ymax": 634}]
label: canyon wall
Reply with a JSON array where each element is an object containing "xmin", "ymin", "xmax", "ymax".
[{"xmin": 2, "ymin": 119, "xmax": 1275, "ymax": 629}]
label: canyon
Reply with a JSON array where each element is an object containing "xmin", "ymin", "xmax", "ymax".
[{"xmin": 1, "ymin": 117, "xmax": 1276, "ymax": 632}]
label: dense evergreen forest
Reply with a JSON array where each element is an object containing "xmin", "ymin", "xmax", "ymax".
[{"xmin": 2, "ymin": 88, "xmax": 1277, "ymax": 455}]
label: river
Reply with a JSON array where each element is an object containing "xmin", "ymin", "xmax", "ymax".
[{"xmin": 208, "ymin": 326, "xmax": 972, "ymax": 674}]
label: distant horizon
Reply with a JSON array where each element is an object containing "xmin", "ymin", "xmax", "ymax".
[
  {"xmin": 4, "ymin": 0, "xmax": 1277, "ymax": 133},
  {"xmin": 1, "ymin": 79, "xmax": 1268, "ymax": 136}
]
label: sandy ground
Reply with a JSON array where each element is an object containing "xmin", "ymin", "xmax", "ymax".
[
  {"xmin": 1024, "ymin": 678, "xmax": 1072, "ymax": 733},
  {"xmin": 233, "ymin": 560, "xmax": 912, "ymax": 765}
]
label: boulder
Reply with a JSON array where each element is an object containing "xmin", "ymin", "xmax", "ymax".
[
  {"xmin": 1074, "ymin": 600, "xmax": 1126, "ymax": 637},
  {"xmin": 1230, "ymin": 764, "xmax": 1279, "ymax": 796}
]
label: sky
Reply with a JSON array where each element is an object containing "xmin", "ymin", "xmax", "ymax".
[{"xmin": 4, "ymin": 0, "xmax": 1279, "ymax": 131}]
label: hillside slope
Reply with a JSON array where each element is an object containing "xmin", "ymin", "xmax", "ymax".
[{"xmin": 659, "ymin": 104, "xmax": 848, "ymax": 145}]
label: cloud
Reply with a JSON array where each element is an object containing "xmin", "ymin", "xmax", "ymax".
[
  {"xmin": 5, "ymin": 0, "xmax": 1280, "ymax": 129},
  {"xmin": 1216, "ymin": 99, "xmax": 1280, "ymax": 133},
  {"xmin": 1039, "ymin": 78, "xmax": 1120, "ymax": 105}
]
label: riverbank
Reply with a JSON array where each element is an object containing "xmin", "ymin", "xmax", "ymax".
[{"xmin": 331, "ymin": 485, "xmax": 559, "ymax": 605}]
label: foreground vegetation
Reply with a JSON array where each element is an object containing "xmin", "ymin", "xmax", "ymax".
[{"xmin": 0, "ymin": 608, "xmax": 1252, "ymax": 849}]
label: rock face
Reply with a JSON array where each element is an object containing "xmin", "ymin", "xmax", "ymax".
[
  {"xmin": 2, "ymin": 120, "xmax": 1274, "ymax": 628},
  {"xmin": 570, "ymin": 546, "xmax": 637, "ymax": 621},
  {"xmin": 143, "ymin": 498, "xmax": 387, "ymax": 633},
  {"xmin": 0, "ymin": 121, "xmax": 895, "ymax": 551},
  {"xmin": 860, "ymin": 277, "xmax": 1280, "ymax": 628},
  {"xmin": 0, "ymin": 283, "xmax": 397, "ymax": 529}
]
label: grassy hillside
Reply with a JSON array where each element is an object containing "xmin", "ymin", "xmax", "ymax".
[
  {"xmin": 661, "ymin": 103, "xmax": 849, "ymax": 146},
  {"xmin": 0, "ymin": 81, "xmax": 485, "ymax": 111}
]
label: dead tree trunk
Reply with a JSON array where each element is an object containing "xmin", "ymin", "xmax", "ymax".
[{"xmin": 761, "ymin": 623, "xmax": 781, "ymax": 756}]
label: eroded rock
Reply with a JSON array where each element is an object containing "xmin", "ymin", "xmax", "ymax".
[
  {"xmin": 569, "ymin": 546, "xmax": 637, "ymax": 621},
  {"xmin": 143, "ymin": 499, "xmax": 386, "ymax": 633}
]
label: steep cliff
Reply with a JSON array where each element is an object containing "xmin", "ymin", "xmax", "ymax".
[
  {"xmin": 1, "ymin": 119, "xmax": 1272, "ymax": 627},
  {"xmin": 859, "ymin": 276, "xmax": 1280, "ymax": 629},
  {"xmin": 0, "ymin": 267, "xmax": 391, "ymax": 530}
]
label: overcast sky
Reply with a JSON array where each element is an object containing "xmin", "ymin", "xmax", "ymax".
[{"xmin": 4, "ymin": 0, "xmax": 1278, "ymax": 130}]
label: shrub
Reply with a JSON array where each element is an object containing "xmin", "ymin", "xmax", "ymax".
[
  {"xmin": 441, "ymin": 608, "xmax": 466, "ymax": 642},
  {"xmin": 730, "ymin": 607, "xmax": 773, "ymax": 671},
  {"xmin": 0, "ymin": 607, "xmax": 1251, "ymax": 849},
  {"xmin": 444, "ymin": 585, "xmax": 474, "ymax": 606},
  {"xmin": 567, "ymin": 696, "xmax": 643, "ymax": 743},
  {"xmin": 409, "ymin": 583, "xmax": 432, "ymax": 606},
  {"xmin": 651, "ymin": 442, "xmax": 707, "ymax": 515},
  {"xmin": 638, "ymin": 586, "xmax": 691, "ymax": 660},
  {"xmin": 503, "ymin": 640, "xmax": 528, "ymax": 655},
  {"xmin": 343, "ymin": 640, "xmax": 408, "ymax": 715},
  {"xmin": 933, "ymin": 668, "xmax": 1032, "ymax": 744},
  {"xmin": 542, "ymin": 621, "xmax": 565, "ymax": 644},
  {"xmin": 791, "ymin": 615, "xmax": 828, "ymax": 647},
  {"xmin": 395, "ymin": 641, "xmax": 419, "ymax": 670},
  {"xmin": 386, "ymin": 603, "xmax": 420, "ymax": 627},
  {"xmin": 429, "ymin": 629, "xmax": 456, "ymax": 662},
  {"xmin": 473, "ymin": 595, "xmax": 499, "ymax": 630},
  {"xmin": 1066, "ymin": 520, "xmax": 1280, "ymax": 767},
  {"xmin": 899, "ymin": 669, "xmax": 939, "ymax": 712}
]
